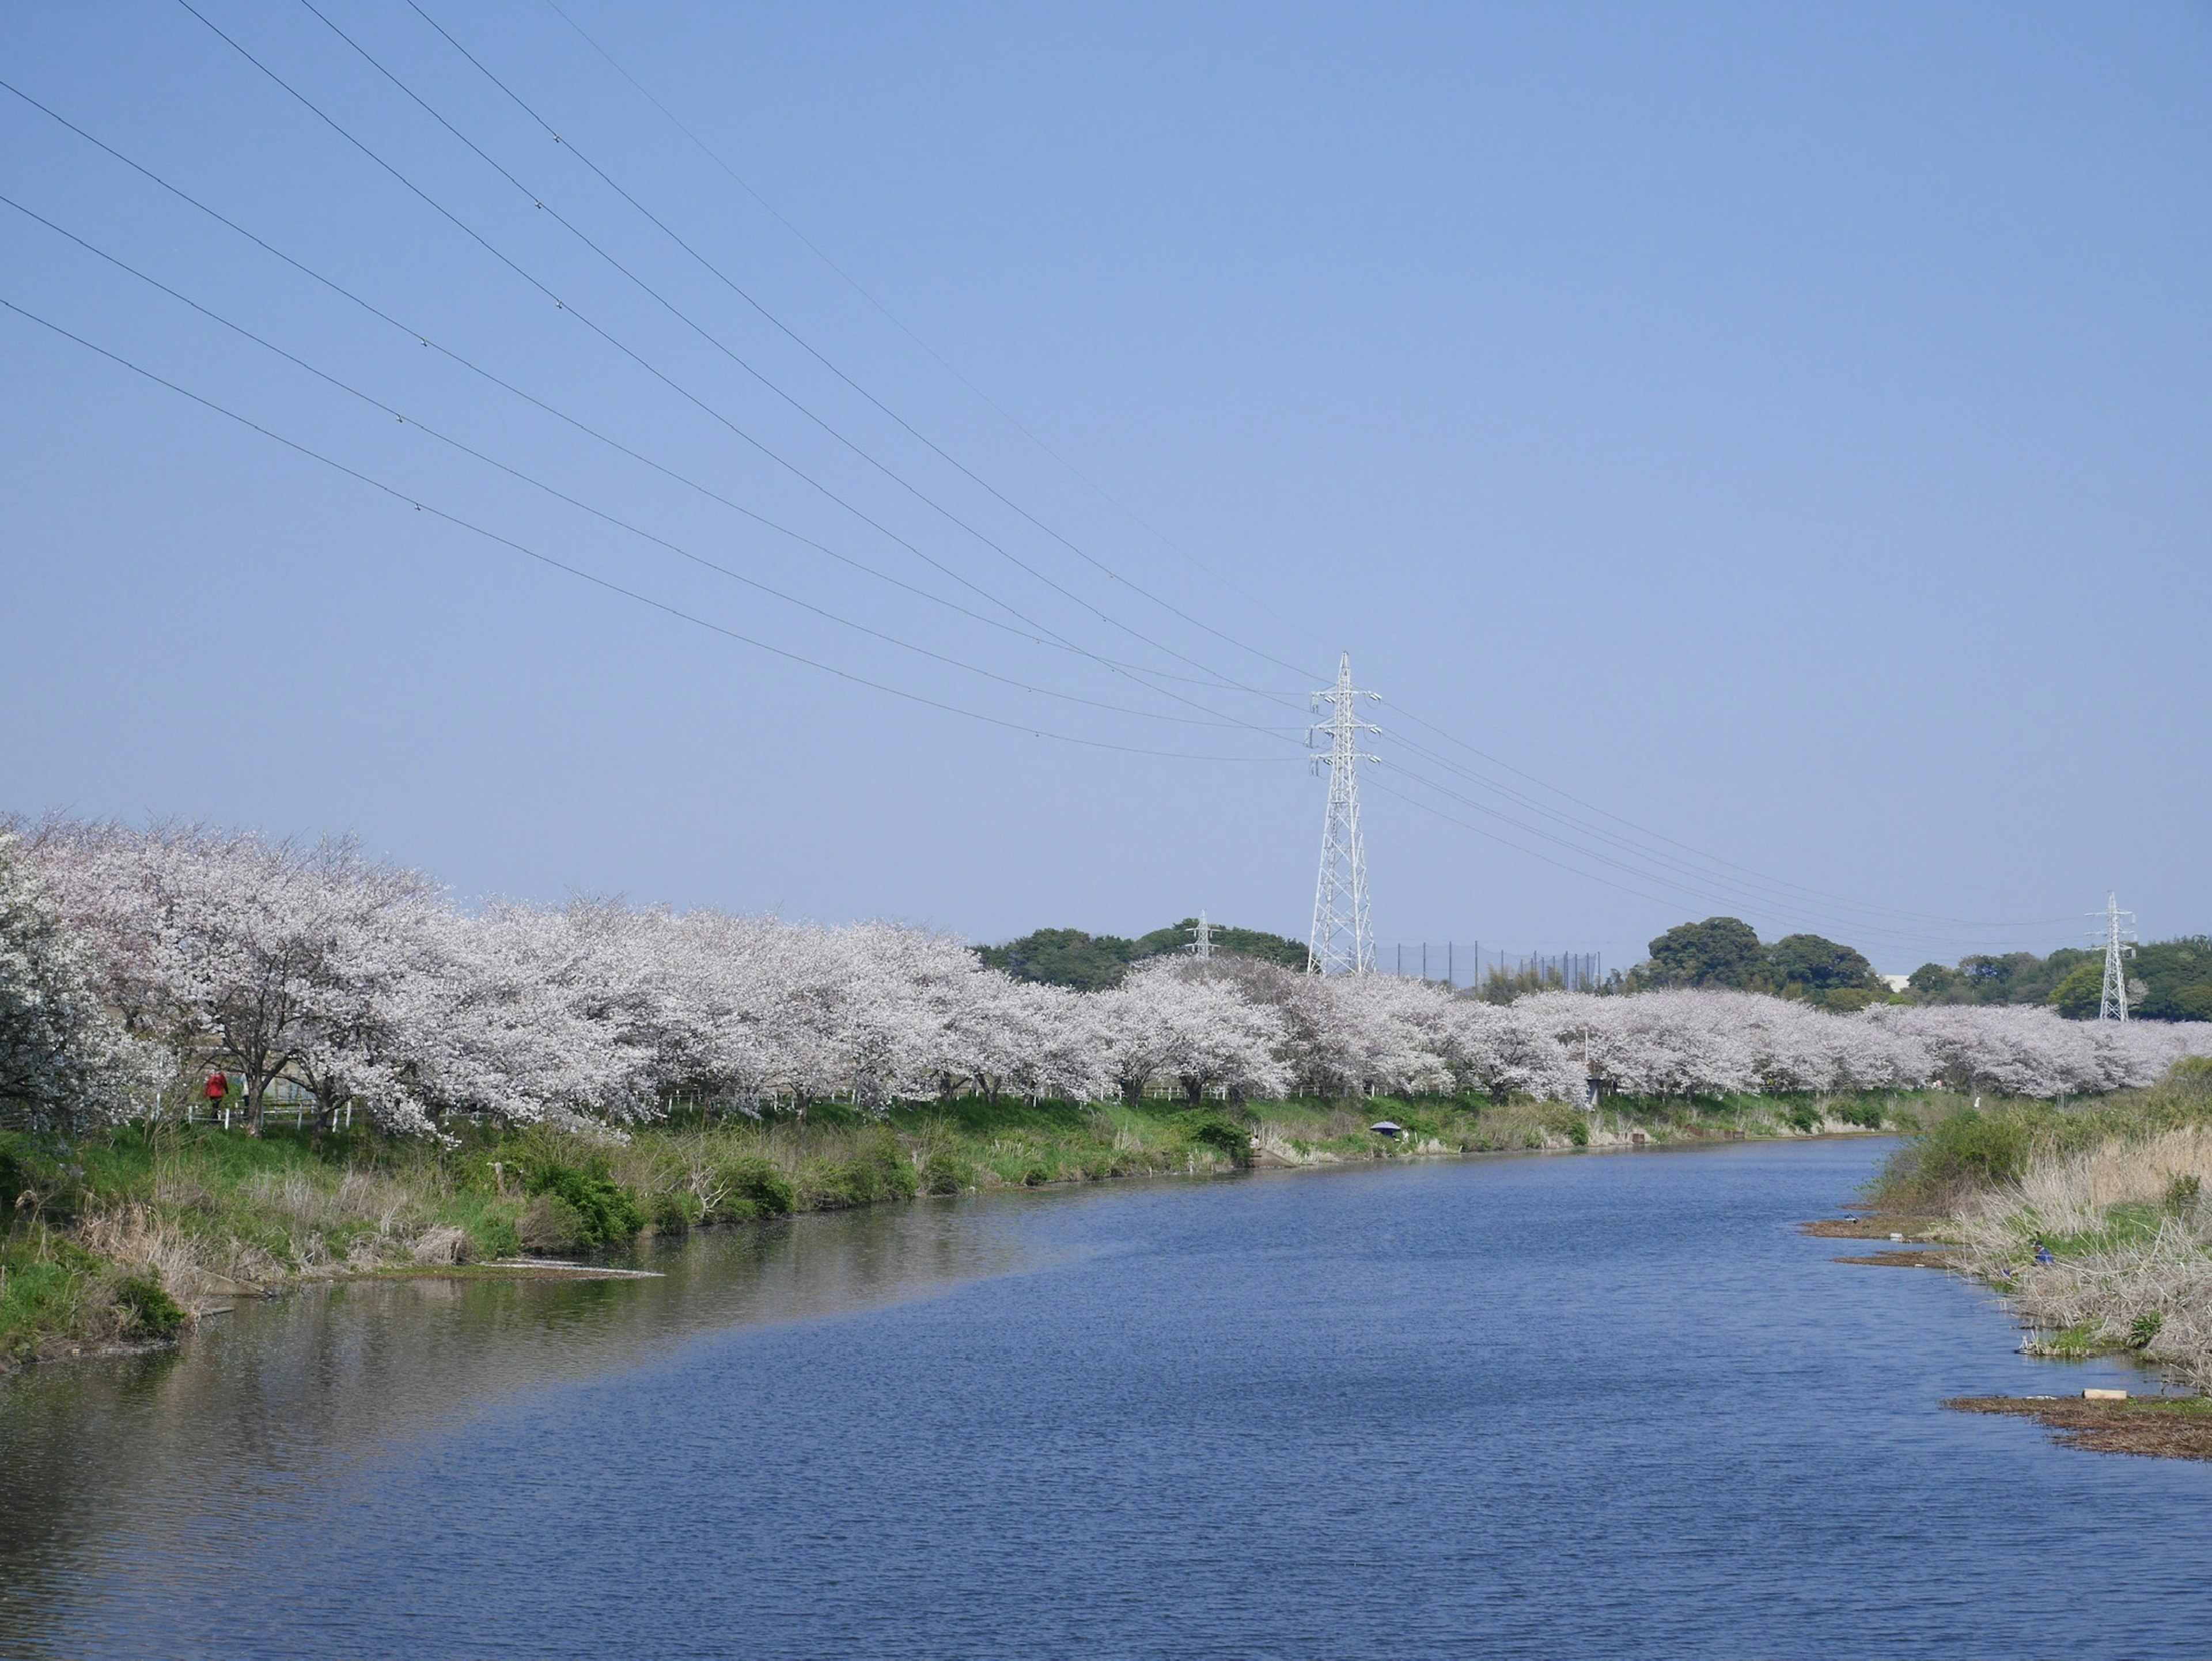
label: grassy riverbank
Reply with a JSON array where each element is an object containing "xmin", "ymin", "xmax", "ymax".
[
  {"xmin": 1872, "ymin": 1060, "xmax": 2212, "ymax": 1391},
  {"xmin": 2, "ymin": 1087, "xmax": 1946, "ymax": 1369}
]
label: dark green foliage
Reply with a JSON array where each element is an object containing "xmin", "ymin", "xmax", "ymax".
[
  {"xmin": 978, "ymin": 920, "xmax": 1309, "ymax": 990},
  {"xmin": 920, "ymin": 1152, "xmax": 972, "ymax": 1195},
  {"xmin": 1783, "ymin": 1102, "xmax": 1822, "ymax": 1134},
  {"xmin": 2129, "ymin": 1312, "xmax": 2164, "ymax": 1350},
  {"xmin": 1896, "ymin": 1108, "xmax": 2035, "ymax": 1195},
  {"xmin": 1187, "ymin": 1115, "xmax": 1253, "ymax": 1168},
  {"xmin": 713, "ymin": 1155, "xmax": 795, "ymax": 1220},
  {"xmin": 1766, "ymin": 934, "xmax": 1883, "ymax": 1008},
  {"xmin": 1566, "ymin": 1117, "xmax": 1590, "ymax": 1147},
  {"xmin": 2050, "ymin": 959, "xmax": 2106, "ymax": 1020},
  {"xmin": 2130, "ymin": 937, "xmax": 2212, "ymax": 1023},
  {"xmin": 112, "ymin": 1274, "xmax": 184, "ymax": 1340},
  {"xmin": 650, "ymin": 1190, "xmax": 702, "ymax": 1234},
  {"xmin": 1642, "ymin": 917, "xmax": 1767, "ymax": 990},
  {"xmin": 1131, "ymin": 921, "xmax": 1310, "ymax": 972},
  {"xmin": 804, "ymin": 1137, "xmax": 918, "ymax": 1210},
  {"xmin": 520, "ymin": 1160, "xmax": 643, "ymax": 1249},
  {"xmin": 977, "ymin": 927, "xmax": 1138, "ymax": 992},
  {"xmin": 517, "ymin": 1192, "xmax": 585, "ymax": 1253},
  {"xmin": 1833, "ymin": 1099, "xmax": 1887, "ymax": 1130},
  {"xmin": 2164, "ymin": 1174, "xmax": 2201, "ymax": 1216}
]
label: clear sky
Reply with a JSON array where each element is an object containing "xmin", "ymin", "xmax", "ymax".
[{"xmin": 3, "ymin": 1, "xmax": 2206, "ymax": 972}]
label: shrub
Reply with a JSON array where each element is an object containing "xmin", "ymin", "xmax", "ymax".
[
  {"xmin": 1784, "ymin": 1103, "xmax": 1821, "ymax": 1134},
  {"xmin": 111, "ymin": 1274, "xmax": 185, "ymax": 1340},
  {"xmin": 2129, "ymin": 1312, "xmax": 2164, "ymax": 1350},
  {"xmin": 1567, "ymin": 1117, "xmax": 1589, "ymax": 1147},
  {"xmin": 517, "ymin": 1193, "xmax": 584, "ymax": 1254},
  {"xmin": 714, "ymin": 1155, "xmax": 795, "ymax": 1221},
  {"xmin": 805, "ymin": 1140, "xmax": 919, "ymax": 1210},
  {"xmin": 1188, "ymin": 1116, "xmax": 1253, "ymax": 1169},
  {"xmin": 521, "ymin": 1160, "xmax": 644, "ymax": 1248},
  {"xmin": 920, "ymin": 1152, "xmax": 972, "ymax": 1195},
  {"xmin": 1834, "ymin": 1100, "xmax": 1886, "ymax": 1130},
  {"xmin": 2164, "ymin": 1174, "xmax": 2202, "ymax": 1216},
  {"xmin": 650, "ymin": 1190, "xmax": 702, "ymax": 1234},
  {"xmin": 1881, "ymin": 1107, "xmax": 2036, "ymax": 1202}
]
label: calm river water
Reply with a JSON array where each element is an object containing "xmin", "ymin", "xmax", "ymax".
[{"xmin": 3, "ymin": 1138, "xmax": 2206, "ymax": 1658}]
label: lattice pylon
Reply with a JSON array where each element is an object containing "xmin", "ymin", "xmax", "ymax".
[
  {"xmin": 2093, "ymin": 891, "xmax": 2137, "ymax": 1023},
  {"xmin": 1306, "ymin": 653, "xmax": 1380, "ymax": 975}
]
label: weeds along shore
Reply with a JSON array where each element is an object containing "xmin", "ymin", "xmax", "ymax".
[
  {"xmin": 1873, "ymin": 1059, "xmax": 2212, "ymax": 1389},
  {"xmin": 0, "ymin": 1088, "xmax": 1947, "ymax": 1369}
]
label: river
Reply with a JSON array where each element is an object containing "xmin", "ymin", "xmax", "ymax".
[{"xmin": 3, "ymin": 1138, "xmax": 2206, "ymax": 1658}]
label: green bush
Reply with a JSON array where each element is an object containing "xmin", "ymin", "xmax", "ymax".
[
  {"xmin": 2129, "ymin": 1311, "xmax": 2165, "ymax": 1350},
  {"xmin": 1188, "ymin": 1116, "xmax": 1253, "ymax": 1168},
  {"xmin": 112, "ymin": 1274, "xmax": 185, "ymax": 1340},
  {"xmin": 714, "ymin": 1155, "xmax": 796, "ymax": 1220},
  {"xmin": 805, "ymin": 1140, "xmax": 919, "ymax": 1210},
  {"xmin": 2164, "ymin": 1174, "xmax": 2202, "ymax": 1216},
  {"xmin": 1833, "ymin": 1100, "xmax": 1886, "ymax": 1130},
  {"xmin": 1883, "ymin": 1108, "xmax": 2036, "ymax": 1202},
  {"xmin": 650, "ymin": 1189, "xmax": 703, "ymax": 1234},
  {"xmin": 1784, "ymin": 1103, "xmax": 1822, "ymax": 1134},
  {"xmin": 517, "ymin": 1193, "xmax": 585, "ymax": 1254},
  {"xmin": 1567, "ymin": 1117, "xmax": 1590, "ymax": 1147},
  {"xmin": 920, "ymin": 1152, "xmax": 972, "ymax": 1195},
  {"xmin": 521, "ymin": 1160, "xmax": 644, "ymax": 1248}
]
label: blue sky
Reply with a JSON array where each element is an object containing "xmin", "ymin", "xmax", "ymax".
[{"xmin": 3, "ymin": 1, "xmax": 2206, "ymax": 971}]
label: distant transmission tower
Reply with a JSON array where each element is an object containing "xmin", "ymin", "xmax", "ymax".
[
  {"xmin": 1188, "ymin": 910, "xmax": 1214, "ymax": 959},
  {"xmin": 2093, "ymin": 891, "xmax": 2137, "ymax": 1023},
  {"xmin": 1306, "ymin": 652, "xmax": 1380, "ymax": 975}
]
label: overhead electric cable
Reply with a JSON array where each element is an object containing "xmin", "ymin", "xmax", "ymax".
[
  {"xmin": 178, "ymin": 0, "xmax": 1317, "ymax": 754},
  {"xmin": 0, "ymin": 77, "xmax": 1264, "ymax": 695},
  {"xmin": 286, "ymin": 0, "xmax": 1302, "ymax": 706},
  {"xmin": 0, "ymin": 195, "xmax": 1300, "ymax": 735},
  {"xmin": 0, "ymin": 293, "xmax": 1287, "ymax": 763},
  {"xmin": 535, "ymin": 0, "xmax": 1338, "ymax": 660},
  {"xmin": 411, "ymin": 0, "xmax": 1321, "ymax": 687}
]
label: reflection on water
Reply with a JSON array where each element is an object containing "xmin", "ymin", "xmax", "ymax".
[
  {"xmin": 6, "ymin": 1144, "xmax": 2209, "ymax": 1660},
  {"xmin": 0, "ymin": 1197, "xmax": 1029, "ymax": 1651}
]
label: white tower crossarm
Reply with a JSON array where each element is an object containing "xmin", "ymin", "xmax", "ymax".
[
  {"xmin": 2093, "ymin": 891, "xmax": 2138, "ymax": 1023},
  {"xmin": 1189, "ymin": 910, "xmax": 1214, "ymax": 959},
  {"xmin": 1307, "ymin": 652, "xmax": 1381, "ymax": 975}
]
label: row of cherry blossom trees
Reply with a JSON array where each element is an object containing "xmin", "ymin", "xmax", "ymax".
[{"xmin": 9, "ymin": 818, "xmax": 2209, "ymax": 1135}]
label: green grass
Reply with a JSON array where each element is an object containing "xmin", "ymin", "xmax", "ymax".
[{"xmin": 1, "ymin": 1084, "xmax": 1925, "ymax": 1369}]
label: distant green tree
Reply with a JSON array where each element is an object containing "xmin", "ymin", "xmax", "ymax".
[
  {"xmin": 977, "ymin": 928, "xmax": 1139, "ymax": 992},
  {"xmin": 979, "ymin": 921, "xmax": 1311, "ymax": 990},
  {"xmin": 1133, "ymin": 920, "xmax": 1310, "ymax": 972},
  {"xmin": 2130, "ymin": 937, "xmax": 2212, "ymax": 1023},
  {"xmin": 1908, "ymin": 962, "xmax": 1960, "ymax": 998},
  {"xmin": 1641, "ymin": 917, "xmax": 1768, "ymax": 989},
  {"xmin": 1767, "ymin": 933, "xmax": 1881, "ymax": 1005},
  {"xmin": 2050, "ymin": 959, "xmax": 2105, "ymax": 1020}
]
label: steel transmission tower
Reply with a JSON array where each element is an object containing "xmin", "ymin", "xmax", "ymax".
[
  {"xmin": 1306, "ymin": 653, "xmax": 1380, "ymax": 975},
  {"xmin": 1188, "ymin": 910, "xmax": 1214, "ymax": 959},
  {"xmin": 2093, "ymin": 891, "xmax": 2137, "ymax": 1023}
]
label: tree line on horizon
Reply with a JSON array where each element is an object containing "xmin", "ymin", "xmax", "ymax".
[{"xmin": 985, "ymin": 914, "xmax": 2212, "ymax": 1023}]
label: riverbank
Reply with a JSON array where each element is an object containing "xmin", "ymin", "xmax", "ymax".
[
  {"xmin": 1865, "ymin": 1060, "xmax": 2212, "ymax": 1416},
  {"xmin": 2, "ymin": 1087, "xmax": 1951, "ymax": 1369}
]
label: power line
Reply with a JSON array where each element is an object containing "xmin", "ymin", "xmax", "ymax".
[
  {"xmin": 282, "ymin": 0, "xmax": 1304, "ymax": 710},
  {"xmin": 535, "ymin": 0, "xmax": 1340, "ymax": 663},
  {"xmin": 408, "ymin": 0, "xmax": 1320, "ymax": 688},
  {"xmin": 0, "ymin": 293, "xmax": 1286, "ymax": 764},
  {"xmin": 0, "ymin": 77, "xmax": 1263, "ymax": 698},
  {"xmin": 179, "ymin": 0, "xmax": 1324, "ymax": 758},
  {"xmin": 0, "ymin": 192, "xmax": 1306, "ymax": 737}
]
